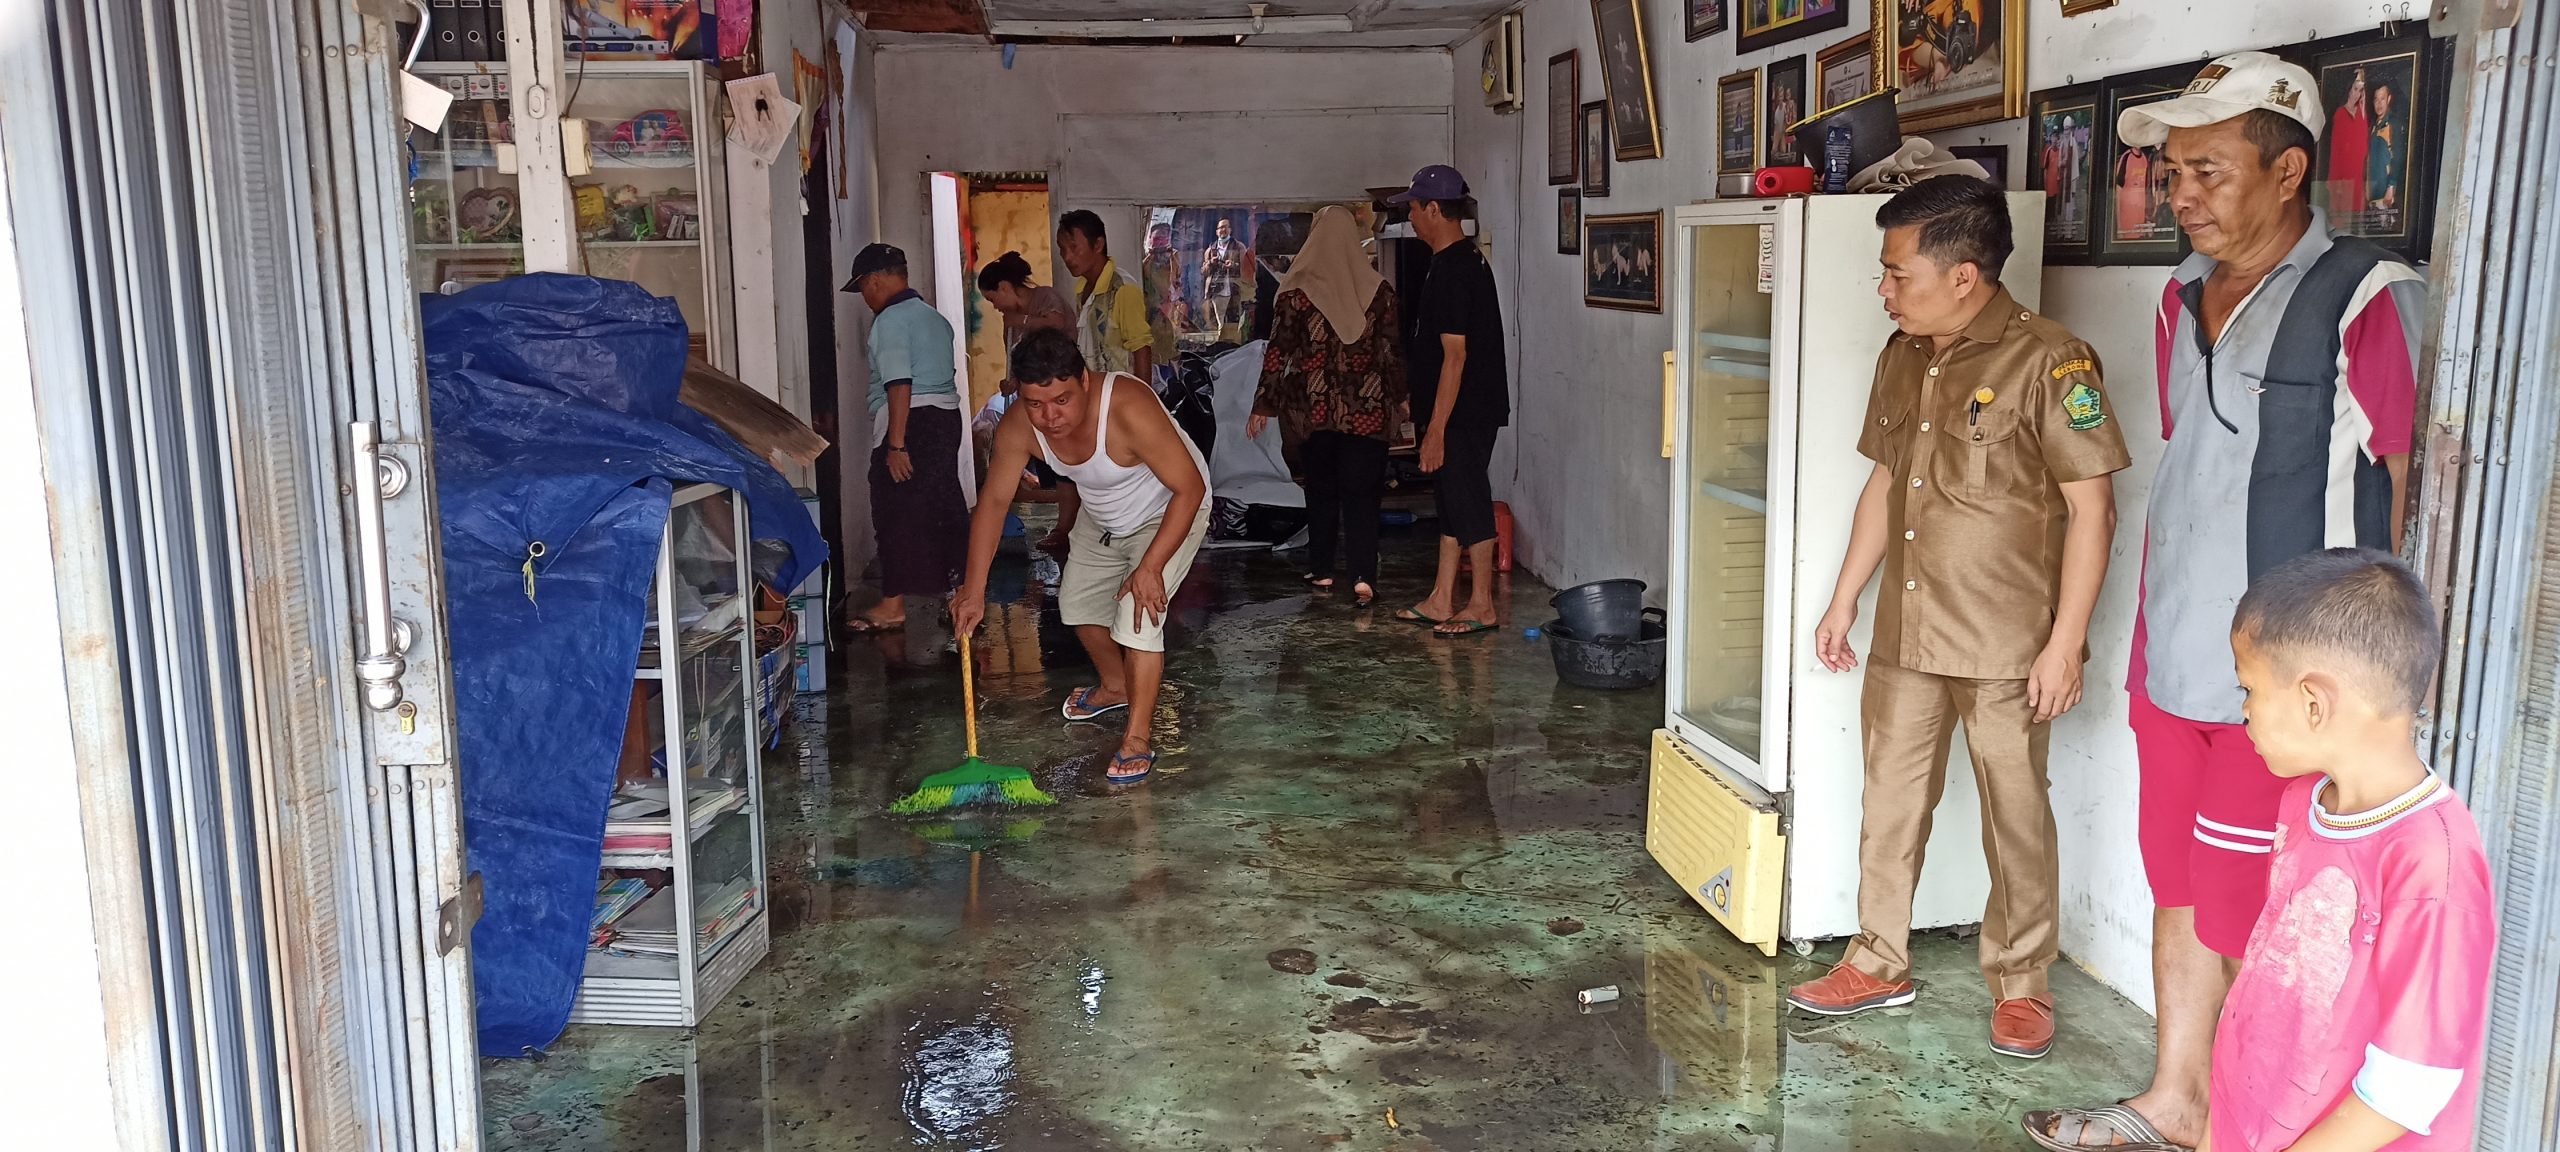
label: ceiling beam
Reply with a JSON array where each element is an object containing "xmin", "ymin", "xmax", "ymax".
[{"xmin": 986, "ymin": 15, "xmax": 1358, "ymax": 38}]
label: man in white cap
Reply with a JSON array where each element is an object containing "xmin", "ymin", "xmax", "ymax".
[{"xmin": 2023, "ymin": 51, "xmax": 2427, "ymax": 1152}]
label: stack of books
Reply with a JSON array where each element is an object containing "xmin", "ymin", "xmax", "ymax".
[
  {"xmin": 599, "ymin": 784, "xmax": 747, "ymax": 859},
  {"xmin": 601, "ymin": 878, "xmax": 757, "ymax": 958},
  {"xmin": 588, "ymin": 877, "xmax": 653, "ymax": 945}
]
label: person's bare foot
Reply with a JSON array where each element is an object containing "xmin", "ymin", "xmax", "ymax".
[
  {"xmin": 1400, "ymin": 594, "xmax": 1455, "ymax": 623},
  {"xmin": 2023, "ymin": 1095, "xmax": 2201, "ymax": 1150},
  {"xmin": 1107, "ymin": 739, "xmax": 1156, "ymax": 781}
]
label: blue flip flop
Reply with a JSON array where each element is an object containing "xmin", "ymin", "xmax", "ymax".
[
  {"xmin": 1107, "ymin": 750, "xmax": 1157, "ymax": 783},
  {"xmin": 1061, "ymin": 686, "xmax": 1130, "ymax": 722}
]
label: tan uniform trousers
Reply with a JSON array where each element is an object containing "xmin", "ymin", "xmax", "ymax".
[{"xmin": 1840, "ymin": 660, "xmax": 2059, "ymax": 1002}]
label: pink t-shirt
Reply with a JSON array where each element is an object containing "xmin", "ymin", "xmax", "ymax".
[{"xmin": 2208, "ymin": 773, "xmax": 2496, "ymax": 1151}]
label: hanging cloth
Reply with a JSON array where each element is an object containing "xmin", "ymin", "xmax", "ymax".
[{"xmin": 1277, "ymin": 205, "xmax": 1386, "ymax": 344}]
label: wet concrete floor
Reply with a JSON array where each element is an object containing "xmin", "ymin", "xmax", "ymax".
[{"xmin": 482, "ymin": 528, "xmax": 2155, "ymax": 1151}]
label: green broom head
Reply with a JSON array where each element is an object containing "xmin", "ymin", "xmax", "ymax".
[{"xmin": 888, "ymin": 756, "xmax": 1058, "ymax": 815}]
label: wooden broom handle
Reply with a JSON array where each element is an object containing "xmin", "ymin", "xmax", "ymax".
[{"xmin": 959, "ymin": 638, "xmax": 978, "ymax": 760}]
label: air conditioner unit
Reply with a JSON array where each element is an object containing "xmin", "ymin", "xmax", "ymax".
[{"xmin": 1480, "ymin": 13, "xmax": 1524, "ymax": 111}]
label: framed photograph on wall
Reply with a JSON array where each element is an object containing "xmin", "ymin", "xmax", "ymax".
[
  {"xmin": 1584, "ymin": 211, "xmax": 1663, "ymax": 311},
  {"xmin": 1893, "ymin": 0, "xmax": 2028, "ymax": 133},
  {"xmin": 1951, "ymin": 144, "xmax": 2009, "ymax": 187},
  {"xmin": 1764, "ymin": 57, "xmax": 1811, "ymax": 166},
  {"xmin": 1737, "ymin": 0, "xmax": 1848, "ymax": 54},
  {"xmin": 2095, "ymin": 64, "xmax": 2194, "ymax": 265},
  {"xmin": 1591, "ymin": 0, "xmax": 1664, "ymax": 161},
  {"xmin": 1549, "ymin": 51, "xmax": 1582, "ymax": 186},
  {"xmin": 1559, "ymin": 189, "xmax": 1583, "ymax": 254},
  {"xmin": 1717, "ymin": 69, "xmax": 1761, "ymax": 177},
  {"xmin": 1815, "ymin": 30, "xmax": 1881, "ymax": 112},
  {"xmin": 2291, "ymin": 30, "xmax": 2452, "ymax": 261},
  {"xmin": 1685, "ymin": 0, "xmax": 1726, "ymax": 42},
  {"xmin": 1581, "ymin": 101, "xmax": 1613, "ymax": 196},
  {"xmin": 2028, "ymin": 82, "xmax": 2099, "ymax": 264},
  {"xmin": 2060, "ymin": 0, "xmax": 2117, "ymax": 14}
]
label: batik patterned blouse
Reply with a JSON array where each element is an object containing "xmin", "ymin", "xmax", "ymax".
[{"xmin": 1255, "ymin": 284, "xmax": 1405, "ymax": 441}]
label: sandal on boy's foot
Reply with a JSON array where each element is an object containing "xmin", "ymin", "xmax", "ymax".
[
  {"xmin": 2019, "ymin": 1103, "xmax": 2189, "ymax": 1152},
  {"xmin": 1393, "ymin": 607, "xmax": 1443, "ymax": 625},
  {"xmin": 1351, "ymin": 584, "xmax": 1376, "ymax": 610},
  {"xmin": 1060, "ymin": 686, "xmax": 1129, "ymax": 721},
  {"xmin": 1105, "ymin": 750, "xmax": 1157, "ymax": 783},
  {"xmin": 1300, "ymin": 572, "xmax": 1336, "ymax": 589},
  {"xmin": 1432, "ymin": 618, "xmax": 1498, "ymax": 636}
]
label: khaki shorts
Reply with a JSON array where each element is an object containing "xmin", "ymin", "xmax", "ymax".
[{"xmin": 1058, "ymin": 505, "xmax": 1211, "ymax": 652}]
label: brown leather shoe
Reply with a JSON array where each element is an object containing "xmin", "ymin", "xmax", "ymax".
[
  {"xmin": 1992, "ymin": 994, "xmax": 2056, "ymax": 1059},
  {"xmin": 1785, "ymin": 962, "xmax": 1916, "ymax": 1016}
]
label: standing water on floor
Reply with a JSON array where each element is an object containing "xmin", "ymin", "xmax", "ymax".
[{"xmin": 481, "ymin": 533, "xmax": 2154, "ymax": 1150}]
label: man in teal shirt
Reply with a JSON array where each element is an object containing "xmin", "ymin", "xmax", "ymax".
[{"xmin": 844, "ymin": 243, "xmax": 969, "ymax": 632}]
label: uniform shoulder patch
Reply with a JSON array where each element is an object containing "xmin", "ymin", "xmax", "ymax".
[
  {"xmin": 2062, "ymin": 378, "xmax": 2107, "ymax": 430},
  {"xmin": 2051, "ymin": 358, "xmax": 2095, "ymax": 380}
]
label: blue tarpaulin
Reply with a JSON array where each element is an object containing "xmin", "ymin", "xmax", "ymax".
[{"xmin": 423, "ymin": 274, "xmax": 823, "ymax": 1055}]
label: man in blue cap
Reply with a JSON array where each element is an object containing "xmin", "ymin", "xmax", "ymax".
[
  {"xmin": 1387, "ymin": 165, "xmax": 1510, "ymax": 636},
  {"xmin": 842, "ymin": 242, "xmax": 969, "ymax": 633}
]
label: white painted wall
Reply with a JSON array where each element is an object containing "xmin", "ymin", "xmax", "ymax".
[
  {"xmin": 1459, "ymin": 0, "xmax": 2405, "ymax": 1008},
  {"xmin": 870, "ymin": 44, "xmax": 1453, "ymax": 296}
]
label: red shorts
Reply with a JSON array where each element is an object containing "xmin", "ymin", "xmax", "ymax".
[{"xmin": 2131, "ymin": 690, "xmax": 2290, "ymax": 957}]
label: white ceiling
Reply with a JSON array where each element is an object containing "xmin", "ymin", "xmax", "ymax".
[{"xmin": 980, "ymin": 0, "xmax": 1514, "ymax": 48}]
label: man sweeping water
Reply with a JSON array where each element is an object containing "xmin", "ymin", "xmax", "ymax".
[{"xmin": 951, "ymin": 327, "xmax": 1212, "ymax": 784}]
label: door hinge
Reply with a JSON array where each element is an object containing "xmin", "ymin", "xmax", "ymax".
[{"xmin": 438, "ymin": 871, "xmax": 485, "ymax": 956}]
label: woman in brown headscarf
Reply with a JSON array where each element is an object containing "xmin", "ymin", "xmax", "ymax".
[{"xmin": 1250, "ymin": 206, "xmax": 1405, "ymax": 610}]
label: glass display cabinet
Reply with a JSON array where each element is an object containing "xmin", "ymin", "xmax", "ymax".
[
  {"xmin": 407, "ymin": 59, "xmax": 735, "ymax": 368},
  {"xmin": 1647, "ymin": 194, "xmax": 2046, "ymax": 955},
  {"xmin": 575, "ymin": 483, "xmax": 768, "ymax": 1026}
]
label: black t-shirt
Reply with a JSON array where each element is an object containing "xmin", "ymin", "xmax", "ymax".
[{"xmin": 1407, "ymin": 240, "xmax": 1510, "ymax": 430}]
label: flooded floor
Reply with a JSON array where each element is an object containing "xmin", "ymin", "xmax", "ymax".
[{"xmin": 482, "ymin": 529, "xmax": 2156, "ymax": 1150}]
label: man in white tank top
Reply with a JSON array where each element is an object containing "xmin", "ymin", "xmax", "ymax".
[{"xmin": 951, "ymin": 328, "xmax": 1211, "ymax": 782}]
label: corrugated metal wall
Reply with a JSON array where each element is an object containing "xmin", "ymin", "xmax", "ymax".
[{"xmin": 2412, "ymin": 2, "xmax": 2560, "ymax": 1147}]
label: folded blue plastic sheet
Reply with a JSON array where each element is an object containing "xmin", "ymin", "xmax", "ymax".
[{"xmin": 422, "ymin": 274, "xmax": 823, "ymax": 1055}]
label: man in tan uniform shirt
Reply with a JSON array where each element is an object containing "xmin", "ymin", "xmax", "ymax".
[{"xmin": 1785, "ymin": 177, "xmax": 2130, "ymax": 1061}]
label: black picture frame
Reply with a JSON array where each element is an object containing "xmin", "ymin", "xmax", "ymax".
[
  {"xmin": 1549, "ymin": 50, "xmax": 1582, "ymax": 186},
  {"xmin": 1581, "ymin": 101, "xmax": 1613, "ymax": 197},
  {"xmin": 2093, "ymin": 63, "xmax": 2196, "ymax": 267},
  {"xmin": 2028, "ymin": 81, "xmax": 2100, "ymax": 265},
  {"xmin": 1951, "ymin": 144, "xmax": 2009, "ymax": 188},
  {"xmin": 1559, "ymin": 189, "xmax": 1583, "ymax": 254},
  {"xmin": 1685, "ymin": 0, "xmax": 1727, "ymax": 42},
  {"xmin": 2278, "ymin": 28, "xmax": 2452, "ymax": 263},
  {"xmin": 1584, "ymin": 211, "xmax": 1662, "ymax": 311},
  {"xmin": 1736, "ymin": 0, "xmax": 1848, "ymax": 55},
  {"xmin": 1765, "ymin": 56, "xmax": 1810, "ymax": 166}
]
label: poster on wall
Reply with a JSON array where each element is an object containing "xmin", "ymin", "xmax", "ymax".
[
  {"xmin": 1549, "ymin": 51, "xmax": 1582, "ymax": 185},
  {"xmin": 1559, "ymin": 189, "xmax": 1583, "ymax": 254},
  {"xmin": 1592, "ymin": 0, "xmax": 1665, "ymax": 160},
  {"xmin": 1892, "ymin": 0, "xmax": 2027, "ymax": 133},
  {"xmin": 1815, "ymin": 32, "xmax": 1878, "ymax": 112},
  {"xmin": 1717, "ymin": 69, "xmax": 1761, "ymax": 177},
  {"xmin": 1766, "ymin": 57, "xmax": 1809, "ymax": 165},
  {"xmin": 2028, "ymin": 82, "xmax": 2098, "ymax": 264},
  {"xmin": 1584, "ymin": 211, "xmax": 1663, "ymax": 311},
  {"xmin": 2294, "ymin": 30, "xmax": 2450, "ymax": 260},
  {"xmin": 1736, "ymin": 0, "xmax": 1848, "ymax": 54},
  {"xmin": 2095, "ymin": 64, "xmax": 2192, "ymax": 266}
]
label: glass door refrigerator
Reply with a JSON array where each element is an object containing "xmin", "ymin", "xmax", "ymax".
[{"xmin": 1646, "ymin": 193, "xmax": 2046, "ymax": 956}]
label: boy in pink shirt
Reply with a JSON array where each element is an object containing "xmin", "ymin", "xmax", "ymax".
[{"xmin": 2207, "ymin": 548, "xmax": 2496, "ymax": 1152}]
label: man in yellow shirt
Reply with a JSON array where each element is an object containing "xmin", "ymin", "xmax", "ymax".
[{"xmin": 1041, "ymin": 210, "xmax": 1157, "ymax": 554}]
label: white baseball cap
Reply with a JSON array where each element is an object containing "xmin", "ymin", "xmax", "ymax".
[{"xmin": 2117, "ymin": 51, "xmax": 2324, "ymax": 148}]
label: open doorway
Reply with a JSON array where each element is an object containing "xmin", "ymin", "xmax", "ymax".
[{"xmin": 952, "ymin": 173, "xmax": 1051, "ymax": 416}]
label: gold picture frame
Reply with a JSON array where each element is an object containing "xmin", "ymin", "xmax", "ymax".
[
  {"xmin": 1891, "ymin": 0, "xmax": 2031, "ymax": 134},
  {"xmin": 2059, "ymin": 0, "xmax": 2117, "ymax": 14},
  {"xmin": 1716, "ymin": 68, "xmax": 1762, "ymax": 177},
  {"xmin": 1591, "ymin": 0, "xmax": 1664, "ymax": 161}
]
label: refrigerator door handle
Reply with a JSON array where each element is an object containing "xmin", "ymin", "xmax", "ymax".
[{"xmin": 1660, "ymin": 349, "xmax": 1677, "ymax": 459}]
